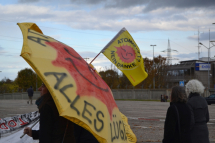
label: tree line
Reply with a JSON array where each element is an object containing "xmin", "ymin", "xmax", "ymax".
[
  {"xmin": 99, "ymin": 55, "xmax": 169, "ymax": 89},
  {"xmin": 0, "ymin": 55, "xmax": 169, "ymax": 93},
  {"xmin": 0, "ymin": 68, "xmax": 43, "ymax": 93}
]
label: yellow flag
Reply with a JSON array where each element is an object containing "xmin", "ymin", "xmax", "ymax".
[{"xmin": 102, "ymin": 28, "xmax": 148, "ymax": 86}]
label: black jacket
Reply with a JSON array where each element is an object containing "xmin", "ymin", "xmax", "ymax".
[
  {"xmin": 74, "ymin": 124, "xmax": 99, "ymax": 143},
  {"xmin": 32, "ymin": 94, "xmax": 75, "ymax": 143},
  {"xmin": 163, "ymin": 102, "xmax": 193, "ymax": 143},
  {"xmin": 27, "ymin": 88, "xmax": 34, "ymax": 96},
  {"xmin": 187, "ymin": 93, "xmax": 210, "ymax": 143}
]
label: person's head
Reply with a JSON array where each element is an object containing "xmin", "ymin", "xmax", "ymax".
[
  {"xmin": 30, "ymin": 86, "xmax": 32, "ymax": 88},
  {"xmin": 185, "ymin": 79, "xmax": 204, "ymax": 96},
  {"xmin": 171, "ymin": 86, "xmax": 187, "ymax": 103},
  {"xmin": 37, "ymin": 83, "xmax": 52, "ymax": 111},
  {"xmin": 38, "ymin": 83, "xmax": 49, "ymax": 96}
]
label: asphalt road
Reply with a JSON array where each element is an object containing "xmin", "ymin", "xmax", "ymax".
[{"xmin": 0, "ymin": 100, "xmax": 214, "ymax": 143}]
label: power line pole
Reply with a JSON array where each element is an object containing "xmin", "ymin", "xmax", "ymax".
[
  {"xmin": 150, "ymin": 45, "xmax": 156, "ymax": 89},
  {"xmin": 167, "ymin": 39, "xmax": 172, "ymax": 65},
  {"xmin": 83, "ymin": 58, "xmax": 89, "ymax": 63},
  {"xmin": 161, "ymin": 39, "xmax": 178, "ymax": 65},
  {"xmin": 195, "ymin": 28, "xmax": 203, "ymax": 60},
  {"xmin": 198, "ymin": 29, "xmax": 200, "ymax": 60}
]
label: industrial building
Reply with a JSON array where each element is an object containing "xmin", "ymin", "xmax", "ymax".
[{"xmin": 167, "ymin": 57, "xmax": 215, "ymax": 89}]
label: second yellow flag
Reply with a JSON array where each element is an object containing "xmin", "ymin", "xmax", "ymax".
[{"xmin": 102, "ymin": 28, "xmax": 148, "ymax": 86}]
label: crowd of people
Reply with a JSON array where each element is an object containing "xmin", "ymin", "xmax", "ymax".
[
  {"xmin": 161, "ymin": 94, "xmax": 168, "ymax": 102},
  {"xmin": 23, "ymin": 79, "xmax": 210, "ymax": 143}
]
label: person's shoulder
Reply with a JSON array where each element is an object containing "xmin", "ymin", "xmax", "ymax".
[
  {"xmin": 188, "ymin": 95, "xmax": 204, "ymax": 101},
  {"xmin": 167, "ymin": 104, "xmax": 175, "ymax": 112},
  {"xmin": 41, "ymin": 102, "xmax": 53, "ymax": 110},
  {"xmin": 46, "ymin": 100, "xmax": 59, "ymax": 114}
]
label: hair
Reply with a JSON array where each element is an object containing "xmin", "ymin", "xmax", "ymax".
[
  {"xmin": 171, "ymin": 86, "xmax": 187, "ymax": 103},
  {"xmin": 30, "ymin": 86, "xmax": 32, "ymax": 88},
  {"xmin": 185, "ymin": 79, "xmax": 205, "ymax": 96},
  {"xmin": 38, "ymin": 84, "xmax": 52, "ymax": 112}
]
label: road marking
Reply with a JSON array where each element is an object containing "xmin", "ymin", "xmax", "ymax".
[
  {"xmin": 127, "ymin": 117, "xmax": 165, "ymax": 121},
  {"xmin": 138, "ymin": 118, "xmax": 160, "ymax": 121},
  {"xmin": 128, "ymin": 117, "xmax": 215, "ymax": 123},
  {"xmin": 127, "ymin": 117, "xmax": 139, "ymax": 120},
  {"xmin": 7, "ymin": 114, "xmax": 21, "ymax": 116},
  {"xmin": 133, "ymin": 126, "xmax": 161, "ymax": 129}
]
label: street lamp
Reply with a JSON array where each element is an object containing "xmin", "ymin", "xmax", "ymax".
[
  {"xmin": 211, "ymin": 41, "xmax": 215, "ymax": 47},
  {"xmin": 199, "ymin": 42, "xmax": 215, "ymax": 89},
  {"xmin": 150, "ymin": 45, "xmax": 156, "ymax": 89}
]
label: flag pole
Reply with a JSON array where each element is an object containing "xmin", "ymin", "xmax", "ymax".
[
  {"xmin": 89, "ymin": 52, "xmax": 101, "ymax": 64},
  {"xmin": 90, "ymin": 28, "xmax": 127, "ymax": 65},
  {"xmin": 20, "ymin": 119, "xmax": 40, "ymax": 138}
]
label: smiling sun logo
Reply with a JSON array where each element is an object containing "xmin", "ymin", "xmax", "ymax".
[{"xmin": 115, "ymin": 45, "xmax": 136, "ymax": 63}]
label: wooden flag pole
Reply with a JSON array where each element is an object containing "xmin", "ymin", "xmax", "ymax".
[
  {"xmin": 89, "ymin": 28, "xmax": 127, "ymax": 65},
  {"xmin": 20, "ymin": 119, "xmax": 40, "ymax": 138}
]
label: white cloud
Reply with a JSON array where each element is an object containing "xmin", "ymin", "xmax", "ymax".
[
  {"xmin": 0, "ymin": 1, "xmax": 215, "ymax": 80},
  {"xmin": 0, "ymin": 3, "xmax": 214, "ymax": 32}
]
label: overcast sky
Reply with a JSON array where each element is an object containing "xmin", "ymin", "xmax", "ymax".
[{"xmin": 0, "ymin": 0, "xmax": 215, "ymax": 80}]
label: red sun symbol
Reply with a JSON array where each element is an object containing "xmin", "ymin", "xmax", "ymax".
[
  {"xmin": 46, "ymin": 41, "xmax": 117, "ymax": 120},
  {"xmin": 115, "ymin": 45, "xmax": 136, "ymax": 63}
]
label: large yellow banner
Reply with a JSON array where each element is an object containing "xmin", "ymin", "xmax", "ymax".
[
  {"xmin": 102, "ymin": 28, "xmax": 148, "ymax": 86},
  {"xmin": 17, "ymin": 23, "xmax": 137, "ymax": 143}
]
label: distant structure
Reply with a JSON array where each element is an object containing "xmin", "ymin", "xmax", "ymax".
[
  {"xmin": 195, "ymin": 28, "xmax": 203, "ymax": 60},
  {"xmin": 162, "ymin": 39, "xmax": 178, "ymax": 65},
  {"xmin": 83, "ymin": 58, "xmax": 89, "ymax": 63},
  {"xmin": 166, "ymin": 59, "xmax": 215, "ymax": 90}
]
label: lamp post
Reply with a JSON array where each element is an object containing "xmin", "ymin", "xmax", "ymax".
[
  {"xmin": 199, "ymin": 42, "xmax": 215, "ymax": 89},
  {"xmin": 150, "ymin": 45, "xmax": 156, "ymax": 89}
]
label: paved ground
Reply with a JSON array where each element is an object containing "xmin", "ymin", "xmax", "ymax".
[
  {"xmin": 117, "ymin": 101, "xmax": 215, "ymax": 143},
  {"xmin": 0, "ymin": 100, "xmax": 215, "ymax": 143}
]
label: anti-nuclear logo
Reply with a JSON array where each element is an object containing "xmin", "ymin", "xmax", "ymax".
[{"xmin": 115, "ymin": 45, "xmax": 136, "ymax": 63}]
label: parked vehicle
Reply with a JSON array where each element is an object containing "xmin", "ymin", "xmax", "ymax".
[{"xmin": 205, "ymin": 94, "xmax": 215, "ymax": 105}]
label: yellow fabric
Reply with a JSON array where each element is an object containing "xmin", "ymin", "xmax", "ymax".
[
  {"xmin": 120, "ymin": 112, "xmax": 137, "ymax": 142},
  {"xmin": 102, "ymin": 28, "xmax": 148, "ymax": 86},
  {"xmin": 17, "ymin": 23, "xmax": 136, "ymax": 143},
  {"xmin": 89, "ymin": 64, "xmax": 101, "ymax": 77}
]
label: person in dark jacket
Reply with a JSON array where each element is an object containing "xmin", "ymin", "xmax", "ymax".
[
  {"xmin": 73, "ymin": 124, "xmax": 99, "ymax": 143},
  {"xmin": 27, "ymin": 86, "xmax": 34, "ymax": 104},
  {"xmin": 163, "ymin": 86, "xmax": 194, "ymax": 143},
  {"xmin": 23, "ymin": 83, "xmax": 98, "ymax": 143},
  {"xmin": 185, "ymin": 79, "xmax": 210, "ymax": 143},
  {"xmin": 24, "ymin": 83, "xmax": 75, "ymax": 143}
]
